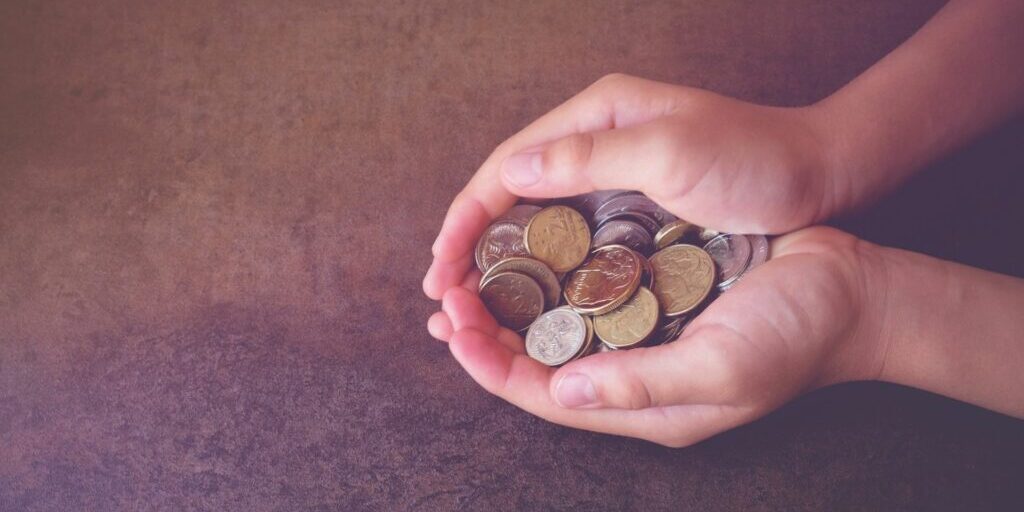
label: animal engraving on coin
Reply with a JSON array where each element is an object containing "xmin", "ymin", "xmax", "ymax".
[
  {"xmin": 475, "ymin": 221, "xmax": 528, "ymax": 272},
  {"xmin": 526, "ymin": 308, "xmax": 587, "ymax": 366},
  {"xmin": 650, "ymin": 244, "xmax": 715, "ymax": 316},
  {"xmin": 564, "ymin": 245, "xmax": 641, "ymax": 314},
  {"xmin": 594, "ymin": 286, "xmax": 659, "ymax": 348},
  {"xmin": 478, "ymin": 272, "xmax": 544, "ymax": 331},
  {"xmin": 524, "ymin": 206, "xmax": 591, "ymax": 272}
]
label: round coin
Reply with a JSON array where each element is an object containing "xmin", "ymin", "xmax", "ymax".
[
  {"xmin": 593, "ymin": 193, "xmax": 676, "ymax": 228},
  {"xmin": 649, "ymin": 244, "xmax": 716, "ymax": 316},
  {"xmin": 564, "ymin": 245, "xmax": 643, "ymax": 315},
  {"xmin": 562, "ymin": 190, "xmax": 630, "ymax": 221},
  {"xmin": 593, "ymin": 286, "xmax": 660, "ymax": 349},
  {"xmin": 600, "ymin": 211, "xmax": 661, "ymax": 237},
  {"xmin": 703, "ymin": 234, "xmax": 752, "ymax": 289},
  {"xmin": 650, "ymin": 315, "xmax": 687, "ymax": 345},
  {"xmin": 526, "ymin": 307, "xmax": 588, "ymax": 366},
  {"xmin": 482, "ymin": 257, "xmax": 561, "ymax": 310},
  {"xmin": 497, "ymin": 204, "xmax": 542, "ymax": 225},
  {"xmin": 592, "ymin": 219, "xmax": 654, "ymax": 255},
  {"xmin": 719, "ymin": 234, "xmax": 770, "ymax": 291},
  {"xmin": 524, "ymin": 206, "xmax": 591, "ymax": 272},
  {"xmin": 654, "ymin": 220, "xmax": 696, "ymax": 250},
  {"xmin": 478, "ymin": 271, "xmax": 544, "ymax": 332},
  {"xmin": 475, "ymin": 221, "xmax": 529, "ymax": 273}
]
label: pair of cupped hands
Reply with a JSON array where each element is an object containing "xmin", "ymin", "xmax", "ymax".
[{"xmin": 423, "ymin": 74, "xmax": 890, "ymax": 447}]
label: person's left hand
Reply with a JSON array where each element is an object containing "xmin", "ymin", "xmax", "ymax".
[{"xmin": 427, "ymin": 226, "xmax": 888, "ymax": 447}]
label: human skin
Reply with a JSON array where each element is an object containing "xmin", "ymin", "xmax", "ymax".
[{"xmin": 422, "ymin": 0, "xmax": 1024, "ymax": 446}]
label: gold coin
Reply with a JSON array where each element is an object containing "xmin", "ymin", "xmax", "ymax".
[
  {"xmin": 649, "ymin": 244, "xmax": 715, "ymax": 316},
  {"xmin": 478, "ymin": 271, "xmax": 544, "ymax": 332},
  {"xmin": 563, "ymin": 245, "xmax": 642, "ymax": 315},
  {"xmin": 481, "ymin": 257, "xmax": 561, "ymax": 311},
  {"xmin": 593, "ymin": 287, "xmax": 660, "ymax": 349},
  {"xmin": 524, "ymin": 206, "xmax": 591, "ymax": 272},
  {"xmin": 654, "ymin": 220, "xmax": 696, "ymax": 250}
]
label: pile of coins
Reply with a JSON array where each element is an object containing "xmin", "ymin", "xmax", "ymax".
[{"xmin": 474, "ymin": 191, "xmax": 768, "ymax": 367}]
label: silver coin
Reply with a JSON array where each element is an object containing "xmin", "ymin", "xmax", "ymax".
[
  {"xmin": 526, "ymin": 308, "xmax": 588, "ymax": 366},
  {"xmin": 703, "ymin": 234, "xmax": 752, "ymax": 289},
  {"xmin": 600, "ymin": 211, "xmax": 661, "ymax": 236},
  {"xmin": 560, "ymin": 189, "xmax": 628, "ymax": 218},
  {"xmin": 652, "ymin": 315, "xmax": 687, "ymax": 345},
  {"xmin": 720, "ymin": 234, "xmax": 770, "ymax": 291},
  {"xmin": 699, "ymin": 228, "xmax": 720, "ymax": 241},
  {"xmin": 497, "ymin": 204, "xmax": 542, "ymax": 225},
  {"xmin": 745, "ymin": 234, "xmax": 770, "ymax": 271},
  {"xmin": 474, "ymin": 221, "xmax": 528, "ymax": 272},
  {"xmin": 593, "ymin": 194, "xmax": 677, "ymax": 228},
  {"xmin": 591, "ymin": 220, "xmax": 654, "ymax": 255}
]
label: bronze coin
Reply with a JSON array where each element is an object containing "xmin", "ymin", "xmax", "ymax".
[
  {"xmin": 475, "ymin": 220, "xmax": 529, "ymax": 272},
  {"xmin": 563, "ymin": 245, "xmax": 642, "ymax": 315},
  {"xmin": 479, "ymin": 271, "xmax": 544, "ymax": 332},
  {"xmin": 524, "ymin": 206, "xmax": 591, "ymax": 272},
  {"xmin": 593, "ymin": 286, "xmax": 660, "ymax": 349},
  {"xmin": 649, "ymin": 244, "xmax": 715, "ymax": 316},
  {"xmin": 481, "ymin": 257, "xmax": 561, "ymax": 311},
  {"xmin": 654, "ymin": 220, "xmax": 697, "ymax": 250}
]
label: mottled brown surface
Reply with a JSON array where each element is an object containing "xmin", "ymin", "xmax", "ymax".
[{"xmin": 2, "ymin": 1, "xmax": 1024, "ymax": 510}]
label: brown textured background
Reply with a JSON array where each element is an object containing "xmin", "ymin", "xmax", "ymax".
[{"xmin": 2, "ymin": 0, "xmax": 1024, "ymax": 510}]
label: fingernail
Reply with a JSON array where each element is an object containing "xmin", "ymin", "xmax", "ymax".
[
  {"xmin": 502, "ymin": 152, "xmax": 543, "ymax": 187},
  {"xmin": 555, "ymin": 373, "xmax": 598, "ymax": 408}
]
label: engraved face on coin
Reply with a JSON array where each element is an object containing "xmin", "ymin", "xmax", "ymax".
[
  {"xmin": 593, "ymin": 286, "xmax": 660, "ymax": 348},
  {"xmin": 592, "ymin": 219, "xmax": 654, "ymax": 255},
  {"xmin": 654, "ymin": 220, "xmax": 696, "ymax": 250},
  {"xmin": 703, "ymin": 234, "xmax": 752, "ymax": 289},
  {"xmin": 478, "ymin": 271, "xmax": 544, "ymax": 331},
  {"xmin": 564, "ymin": 245, "xmax": 642, "ymax": 315},
  {"xmin": 649, "ymin": 244, "xmax": 715, "ymax": 316},
  {"xmin": 475, "ymin": 221, "xmax": 529, "ymax": 272},
  {"xmin": 524, "ymin": 206, "xmax": 591, "ymax": 272},
  {"xmin": 497, "ymin": 204, "xmax": 542, "ymax": 225},
  {"xmin": 526, "ymin": 308, "xmax": 588, "ymax": 366},
  {"xmin": 482, "ymin": 257, "xmax": 560, "ymax": 310}
]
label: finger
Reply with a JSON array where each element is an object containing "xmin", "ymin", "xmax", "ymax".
[
  {"xmin": 427, "ymin": 311, "xmax": 453, "ymax": 342},
  {"xmin": 548, "ymin": 323, "xmax": 745, "ymax": 410},
  {"xmin": 449, "ymin": 327, "xmax": 752, "ymax": 447},
  {"xmin": 442, "ymin": 286, "xmax": 499, "ymax": 337},
  {"xmin": 425, "ymin": 75, "xmax": 687, "ymax": 299},
  {"xmin": 499, "ymin": 118, "xmax": 702, "ymax": 204},
  {"xmin": 460, "ymin": 268, "xmax": 482, "ymax": 292}
]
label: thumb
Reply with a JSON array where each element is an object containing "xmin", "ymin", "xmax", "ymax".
[
  {"xmin": 499, "ymin": 118, "xmax": 706, "ymax": 204},
  {"xmin": 549, "ymin": 326, "xmax": 742, "ymax": 410}
]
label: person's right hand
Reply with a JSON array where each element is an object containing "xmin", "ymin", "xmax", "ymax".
[{"xmin": 424, "ymin": 73, "xmax": 840, "ymax": 302}]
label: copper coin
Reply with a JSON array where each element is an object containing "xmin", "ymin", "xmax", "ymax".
[
  {"xmin": 524, "ymin": 206, "xmax": 591, "ymax": 272},
  {"xmin": 479, "ymin": 271, "xmax": 544, "ymax": 332},
  {"xmin": 482, "ymin": 256, "xmax": 561, "ymax": 310},
  {"xmin": 563, "ymin": 245, "xmax": 642, "ymax": 315},
  {"xmin": 649, "ymin": 244, "xmax": 715, "ymax": 316},
  {"xmin": 475, "ymin": 220, "xmax": 528, "ymax": 272}
]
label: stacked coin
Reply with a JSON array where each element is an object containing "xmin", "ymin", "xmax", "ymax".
[{"xmin": 474, "ymin": 191, "xmax": 769, "ymax": 366}]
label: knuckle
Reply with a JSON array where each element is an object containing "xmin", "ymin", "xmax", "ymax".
[{"xmin": 546, "ymin": 133, "xmax": 595, "ymax": 176}]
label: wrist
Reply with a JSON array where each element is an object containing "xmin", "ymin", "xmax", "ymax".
[{"xmin": 797, "ymin": 100, "xmax": 859, "ymax": 222}]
